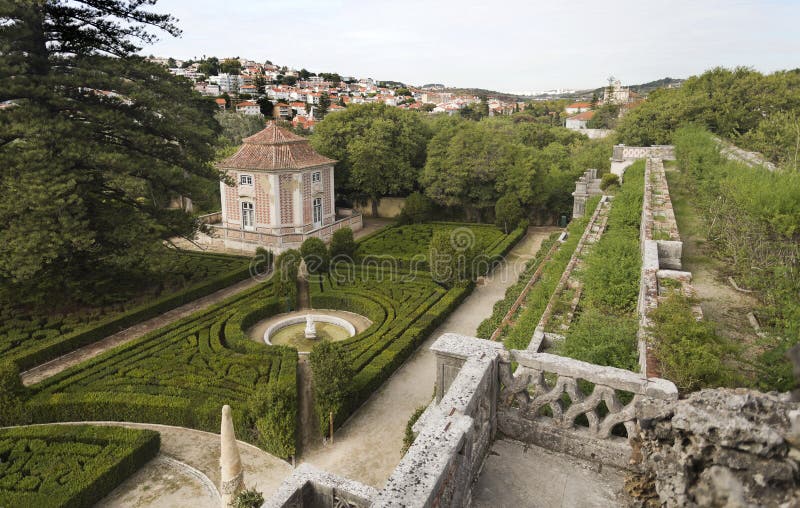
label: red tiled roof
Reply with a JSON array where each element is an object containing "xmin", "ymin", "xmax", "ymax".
[
  {"xmin": 218, "ymin": 121, "xmax": 335, "ymax": 171},
  {"xmin": 236, "ymin": 101, "xmax": 257, "ymax": 107},
  {"xmin": 569, "ymin": 110, "xmax": 596, "ymax": 121},
  {"xmin": 567, "ymin": 102, "xmax": 591, "ymax": 109}
]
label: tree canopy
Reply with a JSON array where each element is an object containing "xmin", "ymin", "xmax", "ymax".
[{"xmin": 0, "ymin": 0, "xmax": 222, "ymax": 301}]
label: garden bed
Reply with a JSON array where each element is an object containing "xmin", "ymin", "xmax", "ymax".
[{"xmin": 0, "ymin": 424, "xmax": 159, "ymax": 508}]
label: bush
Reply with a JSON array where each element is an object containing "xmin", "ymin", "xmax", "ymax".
[
  {"xmin": 310, "ymin": 341, "xmax": 354, "ymax": 436},
  {"xmin": 233, "ymin": 488, "xmax": 264, "ymax": 508},
  {"xmin": 495, "ymin": 194, "xmax": 525, "ymax": 233},
  {"xmin": 330, "ymin": 227, "xmax": 356, "ymax": 260},
  {"xmin": 399, "ymin": 192, "xmax": 433, "ymax": 224},
  {"xmin": 649, "ymin": 294, "xmax": 740, "ymax": 393},
  {"xmin": 0, "ymin": 361, "xmax": 25, "ymax": 426},
  {"xmin": 556, "ymin": 309, "xmax": 639, "ymax": 371},
  {"xmin": 246, "ymin": 382, "xmax": 297, "ymax": 458},
  {"xmin": 300, "ymin": 237, "xmax": 330, "ymax": 274},
  {"xmin": 253, "ymin": 247, "xmax": 274, "ymax": 274},
  {"xmin": 600, "ymin": 173, "xmax": 619, "ymax": 190},
  {"xmin": 274, "ymin": 249, "xmax": 301, "ymax": 309},
  {"xmin": 0, "ymin": 425, "xmax": 159, "ymax": 508}
]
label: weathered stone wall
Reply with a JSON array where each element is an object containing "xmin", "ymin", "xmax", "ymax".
[
  {"xmin": 610, "ymin": 144, "xmax": 676, "ymax": 178},
  {"xmin": 631, "ymin": 389, "xmax": 800, "ymax": 507},
  {"xmin": 571, "ymin": 168, "xmax": 602, "ymax": 219}
]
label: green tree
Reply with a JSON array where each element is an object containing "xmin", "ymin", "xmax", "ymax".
[
  {"xmin": 257, "ymin": 96, "xmax": 274, "ymax": 117},
  {"xmin": 220, "ymin": 58, "xmax": 241, "ymax": 75},
  {"xmin": 495, "ymin": 194, "xmax": 525, "ymax": 233},
  {"xmin": 198, "ymin": 56, "xmax": 219, "ymax": 76},
  {"xmin": 300, "ymin": 237, "xmax": 330, "ymax": 274},
  {"xmin": 310, "ymin": 341, "xmax": 353, "ymax": 436},
  {"xmin": 312, "ymin": 104, "xmax": 428, "ymax": 215},
  {"xmin": 215, "ymin": 111, "xmax": 265, "ymax": 145},
  {"xmin": 0, "ymin": 0, "xmax": 221, "ymax": 301},
  {"xmin": 399, "ymin": 192, "xmax": 434, "ymax": 224},
  {"xmin": 330, "ymin": 227, "xmax": 356, "ymax": 260},
  {"xmin": 167, "ymin": 56, "xmax": 177, "ymax": 67},
  {"xmin": 0, "ymin": 362, "xmax": 25, "ymax": 426},
  {"xmin": 317, "ymin": 92, "xmax": 331, "ymax": 119},
  {"xmin": 274, "ymin": 249, "xmax": 300, "ymax": 310}
]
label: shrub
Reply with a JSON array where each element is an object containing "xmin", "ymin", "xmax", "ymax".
[
  {"xmin": 556, "ymin": 308, "xmax": 639, "ymax": 371},
  {"xmin": 495, "ymin": 194, "xmax": 525, "ymax": 233},
  {"xmin": 233, "ymin": 488, "xmax": 264, "ymax": 508},
  {"xmin": 399, "ymin": 191, "xmax": 433, "ymax": 224},
  {"xmin": 600, "ymin": 173, "xmax": 619, "ymax": 190},
  {"xmin": 253, "ymin": 247, "xmax": 274, "ymax": 274},
  {"xmin": 300, "ymin": 237, "xmax": 330, "ymax": 274},
  {"xmin": 246, "ymin": 382, "xmax": 297, "ymax": 458},
  {"xmin": 274, "ymin": 249, "xmax": 301, "ymax": 309},
  {"xmin": 649, "ymin": 294, "xmax": 740, "ymax": 393},
  {"xmin": 310, "ymin": 341, "xmax": 354, "ymax": 437},
  {"xmin": 0, "ymin": 361, "xmax": 25, "ymax": 426},
  {"xmin": 330, "ymin": 227, "xmax": 356, "ymax": 260}
]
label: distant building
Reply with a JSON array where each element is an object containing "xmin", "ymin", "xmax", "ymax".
[
  {"xmin": 604, "ymin": 80, "xmax": 630, "ymax": 105},
  {"xmin": 273, "ymin": 102, "xmax": 293, "ymax": 120},
  {"xmin": 213, "ymin": 122, "xmax": 361, "ymax": 251},
  {"xmin": 565, "ymin": 102, "xmax": 591, "ymax": 115},
  {"xmin": 235, "ymin": 101, "xmax": 261, "ymax": 115},
  {"xmin": 215, "ymin": 98, "xmax": 227, "ymax": 110},
  {"xmin": 565, "ymin": 110, "xmax": 595, "ymax": 130}
]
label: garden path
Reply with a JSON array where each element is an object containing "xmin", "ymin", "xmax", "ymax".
[
  {"xmin": 20, "ymin": 276, "xmax": 263, "ymax": 386},
  {"xmin": 66, "ymin": 422, "xmax": 293, "ymax": 508},
  {"xmin": 298, "ymin": 227, "xmax": 558, "ymax": 488}
]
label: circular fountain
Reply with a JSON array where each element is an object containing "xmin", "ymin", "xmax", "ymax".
[{"xmin": 263, "ymin": 313, "xmax": 357, "ymax": 352}]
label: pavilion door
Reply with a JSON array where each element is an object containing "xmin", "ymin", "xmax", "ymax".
[
  {"xmin": 313, "ymin": 197, "xmax": 322, "ymax": 228},
  {"xmin": 241, "ymin": 202, "xmax": 255, "ymax": 231}
]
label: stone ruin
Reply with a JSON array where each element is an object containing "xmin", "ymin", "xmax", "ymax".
[{"xmin": 571, "ymin": 168, "xmax": 602, "ymax": 219}]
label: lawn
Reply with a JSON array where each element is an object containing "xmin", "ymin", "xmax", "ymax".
[
  {"xmin": 1, "ymin": 250, "xmax": 252, "ymax": 370},
  {"xmin": 0, "ymin": 424, "xmax": 159, "ymax": 508}
]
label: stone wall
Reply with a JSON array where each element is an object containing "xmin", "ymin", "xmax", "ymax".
[
  {"xmin": 610, "ymin": 144, "xmax": 676, "ymax": 178},
  {"xmin": 632, "ymin": 389, "xmax": 800, "ymax": 507},
  {"xmin": 571, "ymin": 168, "xmax": 602, "ymax": 219}
]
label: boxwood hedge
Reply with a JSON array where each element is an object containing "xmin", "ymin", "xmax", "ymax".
[
  {"xmin": 2, "ymin": 251, "xmax": 252, "ymax": 371},
  {"xmin": 0, "ymin": 424, "xmax": 159, "ymax": 508}
]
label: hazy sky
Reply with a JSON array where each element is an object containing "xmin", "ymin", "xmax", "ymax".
[{"xmin": 143, "ymin": 0, "xmax": 800, "ymax": 93}]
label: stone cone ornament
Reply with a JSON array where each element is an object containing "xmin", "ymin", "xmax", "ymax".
[{"xmin": 220, "ymin": 404, "xmax": 244, "ymax": 507}]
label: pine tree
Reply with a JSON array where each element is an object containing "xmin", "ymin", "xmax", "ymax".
[{"xmin": 0, "ymin": 1, "xmax": 221, "ymax": 301}]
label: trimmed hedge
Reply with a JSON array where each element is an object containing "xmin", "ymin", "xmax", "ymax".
[
  {"xmin": 308, "ymin": 266, "xmax": 473, "ymax": 430},
  {"xmin": 25, "ymin": 281, "xmax": 298, "ymax": 459},
  {"xmin": 356, "ymin": 222, "xmax": 521, "ymax": 273},
  {"xmin": 0, "ymin": 424, "xmax": 160, "ymax": 508},
  {"xmin": 4, "ymin": 251, "xmax": 252, "ymax": 371}
]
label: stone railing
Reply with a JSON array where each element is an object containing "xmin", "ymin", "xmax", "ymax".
[
  {"xmin": 610, "ymin": 144, "xmax": 675, "ymax": 178},
  {"xmin": 497, "ymin": 349, "xmax": 678, "ymax": 469}
]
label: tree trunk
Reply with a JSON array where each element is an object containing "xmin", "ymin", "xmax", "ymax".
[{"xmin": 371, "ymin": 196, "xmax": 380, "ymax": 218}]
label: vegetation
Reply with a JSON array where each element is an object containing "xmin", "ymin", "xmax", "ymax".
[
  {"xmin": 0, "ymin": 361, "xmax": 25, "ymax": 426},
  {"xmin": 24, "ymin": 281, "xmax": 299, "ymax": 459},
  {"xmin": 329, "ymin": 227, "xmax": 356, "ymax": 259},
  {"xmin": 0, "ymin": 425, "xmax": 159, "ymax": 508},
  {"xmin": 672, "ymin": 126, "xmax": 800, "ymax": 391},
  {"xmin": 0, "ymin": 1, "xmax": 223, "ymax": 301},
  {"xmin": 556, "ymin": 162, "xmax": 643, "ymax": 369},
  {"xmin": 600, "ymin": 173, "xmax": 620, "ymax": 190},
  {"xmin": 300, "ymin": 237, "xmax": 330, "ymax": 274},
  {"xmin": 402, "ymin": 406, "xmax": 426, "ymax": 453},
  {"xmin": 273, "ymin": 249, "xmax": 301, "ymax": 311},
  {"xmin": 616, "ymin": 67, "xmax": 800, "ymax": 171},
  {"xmin": 0, "ymin": 251, "xmax": 251, "ymax": 370},
  {"xmin": 233, "ymin": 488, "xmax": 265, "ymax": 508},
  {"xmin": 399, "ymin": 192, "xmax": 434, "ymax": 224},
  {"xmin": 649, "ymin": 294, "xmax": 739, "ymax": 393},
  {"xmin": 310, "ymin": 341, "xmax": 354, "ymax": 436},
  {"xmin": 311, "ymin": 104, "xmax": 429, "ymax": 215},
  {"xmin": 494, "ymin": 194, "xmax": 526, "ymax": 233}
]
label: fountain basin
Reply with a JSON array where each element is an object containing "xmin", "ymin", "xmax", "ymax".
[{"xmin": 264, "ymin": 314, "xmax": 356, "ymax": 352}]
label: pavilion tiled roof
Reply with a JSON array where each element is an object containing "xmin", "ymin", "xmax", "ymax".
[{"xmin": 218, "ymin": 122, "xmax": 336, "ymax": 171}]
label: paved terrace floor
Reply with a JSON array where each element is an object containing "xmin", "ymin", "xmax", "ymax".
[
  {"xmin": 300, "ymin": 227, "xmax": 559, "ymax": 488},
  {"xmin": 471, "ymin": 439, "xmax": 626, "ymax": 508}
]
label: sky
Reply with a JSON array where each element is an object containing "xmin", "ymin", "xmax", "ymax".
[{"xmin": 142, "ymin": 0, "xmax": 800, "ymax": 94}]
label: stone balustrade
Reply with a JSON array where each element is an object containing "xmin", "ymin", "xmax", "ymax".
[{"xmin": 497, "ymin": 348, "xmax": 677, "ymax": 469}]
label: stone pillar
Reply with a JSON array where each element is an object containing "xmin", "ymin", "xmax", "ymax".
[{"xmin": 220, "ymin": 405, "xmax": 244, "ymax": 507}]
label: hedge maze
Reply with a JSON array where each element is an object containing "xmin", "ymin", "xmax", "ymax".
[
  {"xmin": 0, "ymin": 424, "xmax": 160, "ymax": 508},
  {"xmin": 25, "ymin": 281, "xmax": 299, "ymax": 458},
  {"xmin": 2, "ymin": 251, "xmax": 252, "ymax": 371}
]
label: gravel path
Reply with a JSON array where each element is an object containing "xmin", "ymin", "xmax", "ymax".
[{"xmin": 298, "ymin": 227, "xmax": 557, "ymax": 488}]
